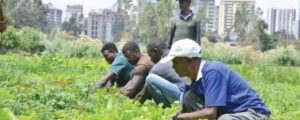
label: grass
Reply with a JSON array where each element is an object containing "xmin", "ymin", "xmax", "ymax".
[{"xmin": 0, "ymin": 53, "xmax": 300, "ymax": 119}]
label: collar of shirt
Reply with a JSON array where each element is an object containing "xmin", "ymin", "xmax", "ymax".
[
  {"xmin": 196, "ymin": 60, "xmax": 206, "ymax": 81},
  {"xmin": 161, "ymin": 50, "xmax": 169, "ymax": 58},
  {"xmin": 179, "ymin": 10, "xmax": 194, "ymax": 21}
]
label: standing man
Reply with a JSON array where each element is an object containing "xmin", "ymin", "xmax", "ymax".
[
  {"xmin": 121, "ymin": 41, "xmax": 154, "ymax": 99},
  {"xmin": 90, "ymin": 43, "xmax": 133, "ymax": 93},
  {"xmin": 161, "ymin": 39, "xmax": 271, "ymax": 120},
  {"xmin": 169, "ymin": 0, "xmax": 201, "ymax": 48},
  {"xmin": 135, "ymin": 38, "xmax": 187, "ymax": 107}
]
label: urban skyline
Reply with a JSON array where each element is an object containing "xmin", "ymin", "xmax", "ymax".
[
  {"xmin": 44, "ymin": 0, "xmax": 300, "ymax": 40},
  {"xmin": 42, "ymin": 0, "xmax": 300, "ymax": 21}
]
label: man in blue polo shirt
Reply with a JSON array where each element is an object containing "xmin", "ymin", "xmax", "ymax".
[
  {"xmin": 90, "ymin": 43, "xmax": 133, "ymax": 93},
  {"xmin": 161, "ymin": 39, "xmax": 271, "ymax": 120}
]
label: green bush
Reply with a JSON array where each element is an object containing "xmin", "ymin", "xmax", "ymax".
[
  {"xmin": 266, "ymin": 46, "xmax": 300, "ymax": 66},
  {"xmin": 43, "ymin": 35, "xmax": 102, "ymax": 58},
  {"xmin": 18, "ymin": 27, "xmax": 46, "ymax": 53},
  {"xmin": 202, "ymin": 39, "xmax": 246, "ymax": 64},
  {"xmin": 1, "ymin": 26, "xmax": 21, "ymax": 51},
  {"xmin": 1, "ymin": 26, "xmax": 46, "ymax": 54}
]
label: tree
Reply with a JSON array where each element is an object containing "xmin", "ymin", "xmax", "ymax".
[
  {"xmin": 234, "ymin": 2, "xmax": 255, "ymax": 44},
  {"xmin": 138, "ymin": 4, "xmax": 157, "ymax": 43},
  {"xmin": 1, "ymin": 26, "xmax": 21, "ymax": 52},
  {"xmin": 156, "ymin": 0, "xmax": 173, "ymax": 41},
  {"xmin": 5, "ymin": 0, "xmax": 49, "ymax": 32},
  {"xmin": 256, "ymin": 20, "xmax": 278, "ymax": 51},
  {"xmin": 135, "ymin": 0, "xmax": 174, "ymax": 43},
  {"xmin": 61, "ymin": 17, "xmax": 81, "ymax": 37}
]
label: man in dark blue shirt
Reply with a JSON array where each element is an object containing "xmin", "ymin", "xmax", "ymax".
[{"xmin": 160, "ymin": 39, "xmax": 271, "ymax": 120}]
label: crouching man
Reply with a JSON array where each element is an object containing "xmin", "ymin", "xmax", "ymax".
[{"xmin": 161, "ymin": 39, "xmax": 271, "ymax": 120}]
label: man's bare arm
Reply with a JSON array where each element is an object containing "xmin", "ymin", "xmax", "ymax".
[
  {"xmin": 90, "ymin": 71, "xmax": 116, "ymax": 93},
  {"xmin": 175, "ymin": 107, "xmax": 218, "ymax": 120},
  {"xmin": 121, "ymin": 75, "xmax": 145, "ymax": 98},
  {"xmin": 134, "ymin": 86, "xmax": 150, "ymax": 103}
]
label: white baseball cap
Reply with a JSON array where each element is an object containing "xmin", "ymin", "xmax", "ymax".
[{"xmin": 160, "ymin": 39, "xmax": 202, "ymax": 63}]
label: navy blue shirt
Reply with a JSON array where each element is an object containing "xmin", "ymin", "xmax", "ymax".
[{"xmin": 183, "ymin": 61, "xmax": 271, "ymax": 115}]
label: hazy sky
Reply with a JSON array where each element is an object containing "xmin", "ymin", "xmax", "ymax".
[{"xmin": 42, "ymin": 0, "xmax": 300, "ymax": 21}]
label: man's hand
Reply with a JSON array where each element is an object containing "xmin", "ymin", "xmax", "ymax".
[
  {"xmin": 89, "ymin": 87, "xmax": 98, "ymax": 94},
  {"xmin": 90, "ymin": 72, "xmax": 116, "ymax": 94},
  {"xmin": 89, "ymin": 81, "xmax": 106, "ymax": 94},
  {"xmin": 169, "ymin": 112, "xmax": 180, "ymax": 120},
  {"xmin": 105, "ymin": 80, "xmax": 112, "ymax": 88}
]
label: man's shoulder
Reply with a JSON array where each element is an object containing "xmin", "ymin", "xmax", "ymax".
[
  {"xmin": 202, "ymin": 61, "xmax": 227, "ymax": 74},
  {"xmin": 111, "ymin": 53, "xmax": 130, "ymax": 67},
  {"xmin": 134, "ymin": 54, "xmax": 154, "ymax": 76},
  {"xmin": 137, "ymin": 54, "xmax": 153, "ymax": 66},
  {"xmin": 150, "ymin": 61, "xmax": 172, "ymax": 73}
]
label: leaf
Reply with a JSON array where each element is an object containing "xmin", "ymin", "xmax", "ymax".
[{"xmin": 0, "ymin": 109, "xmax": 17, "ymax": 120}]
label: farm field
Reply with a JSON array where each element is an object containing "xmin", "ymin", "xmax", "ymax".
[{"xmin": 0, "ymin": 53, "xmax": 300, "ymax": 120}]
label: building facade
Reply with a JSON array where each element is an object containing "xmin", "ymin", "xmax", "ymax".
[
  {"xmin": 218, "ymin": 0, "xmax": 255, "ymax": 35},
  {"xmin": 267, "ymin": 8, "xmax": 296, "ymax": 36},
  {"xmin": 197, "ymin": 0, "xmax": 217, "ymax": 32},
  {"xmin": 47, "ymin": 3, "xmax": 62, "ymax": 25},
  {"xmin": 86, "ymin": 9, "xmax": 125, "ymax": 42},
  {"xmin": 65, "ymin": 5, "xmax": 83, "ymax": 21}
]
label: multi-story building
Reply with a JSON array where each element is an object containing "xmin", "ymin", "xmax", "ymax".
[
  {"xmin": 218, "ymin": 0, "xmax": 255, "ymax": 35},
  {"xmin": 65, "ymin": 5, "xmax": 83, "ymax": 21},
  {"xmin": 86, "ymin": 9, "xmax": 125, "ymax": 42},
  {"xmin": 197, "ymin": 0, "xmax": 217, "ymax": 32},
  {"xmin": 47, "ymin": 3, "xmax": 62, "ymax": 25},
  {"xmin": 296, "ymin": 1, "xmax": 300, "ymax": 39},
  {"xmin": 293, "ymin": 20, "xmax": 299, "ymax": 39},
  {"xmin": 267, "ymin": 8, "xmax": 296, "ymax": 36},
  {"xmin": 214, "ymin": 6, "xmax": 219, "ymax": 33}
]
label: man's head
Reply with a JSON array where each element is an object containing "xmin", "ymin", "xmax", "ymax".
[
  {"xmin": 147, "ymin": 38, "xmax": 167, "ymax": 63},
  {"xmin": 179, "ymin": 0, "xmax": 191, "ymax": 10},
  {"xmin": 160, "ymin": 39, "xmax": 202, "ymax": 77},
  {"xmin": 122, "ymin": 41, "xmax": 141, "ymax": 65},
  {"xmin": 101, "ymin": 43, "xmax": 118, "ymax": 64}
]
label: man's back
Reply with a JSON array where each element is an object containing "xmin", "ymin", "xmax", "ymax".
[
  {"xmin": 189, "ymin": 61, "xmax": 271, "ymax": 116},
  {"xmin": 110, "ymin": 53, "xmax": 133, "ymax": 86},
  {"xmin": 150, "ymin": 61, "xmax": 186, "ymax": 91}
]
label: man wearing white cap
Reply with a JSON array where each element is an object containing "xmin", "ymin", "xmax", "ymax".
[{"xmin": 161, "ymin": 39, "xmax": 271, "ymax": 120}]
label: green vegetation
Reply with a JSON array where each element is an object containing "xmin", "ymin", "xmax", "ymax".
[
  {"xmin": 0, "ymin": 1, "xmax": 299, "ymax": 119},
  {"xmin": 0, "ymin": 53, "xmax": 179, "ymax": 120},
  {"xmin": 0, "ymin": 49, "xmax": 300, "ymax": 119}
]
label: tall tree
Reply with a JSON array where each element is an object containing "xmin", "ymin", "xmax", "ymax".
[
  {"xmin": 234, "ymin": 2, "xmax": 255, "ymax": 44},
  {"xmin": 156, "ymin": 0, "xmax": 173, "ymax": 41},
  {"xmin": 138, "ymin": 4, "xmax": 157, "ymax": 43},
  {"xmin": 5, "ymin": 0, "xmax": 49, "ymax": 32},
  {"xmin": 136, "ymin": 0, "xmax": 174, "ymax": 43},
  {"xmin": 256, "ymin": 20, "xmax": 278, "ymax": 51},
  {"xmin": 61, "ymin": 17, "xmax": 81, "ymax": 37}
]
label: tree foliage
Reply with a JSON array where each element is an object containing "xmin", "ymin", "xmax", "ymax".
[
  {"xmin": 5, "ymin": 0, "xmax": 49, "ymax": 32},
  {"xmin": 1, "ymin": 26, "xmax": 45, "ymax": 53},
  {"xmin": 135, "ymin": 0, "xmax": 173, "ymax": 43},
  {"xmin": 61, "ymin": 17, "xmax": 82, "ymax": 37},
  {"xmin": 234, "ymin": 2, "xmax": 257, "ymax": 44},
  {"xmin": 256, "ymin": 20, "xmax": 278, "ymax": 51}
]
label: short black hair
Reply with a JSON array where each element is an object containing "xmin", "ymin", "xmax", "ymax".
[
  {"xmin": 122, "ymin": 41, "xmax": 140, "ymax": 53},
  {"xmin": 101, "ymin": 43, "xmax": 118, "ymax": 53},
  {"xmin": 179, "ymin": 0, "xmax": 191, "ymax": 4},
  {"xmin": 147, "ymin": 38, "xmax": 167, "ymax": 50}
]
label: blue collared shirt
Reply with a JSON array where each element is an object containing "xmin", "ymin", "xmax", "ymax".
[
  {"xmin": 179, "ymin": 10, "xmax": 194, "ymax": 22},
  {"xmin": 182, "ymin": 61, "xmax": 271, "ymax": 116}
]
